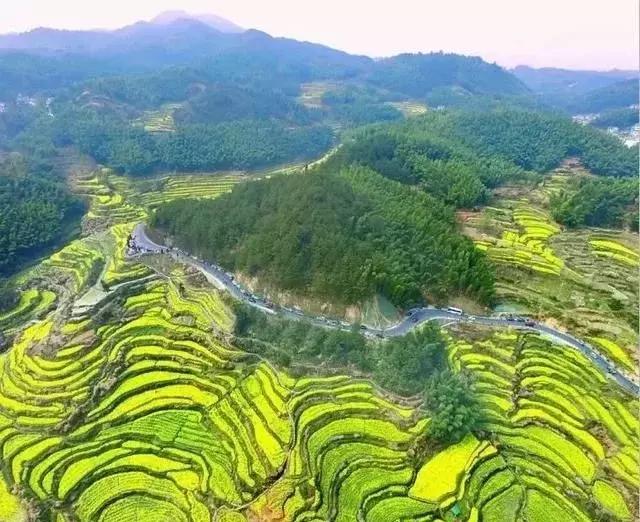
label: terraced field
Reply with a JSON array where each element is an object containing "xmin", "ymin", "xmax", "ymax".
[
  {"xmin": 589, "ymin": 237, "xmax": 639, "ymax": 266},
  {"xmin": 0, "ymin": 288, "xmax": 56, "ymax": 333},
  {"xmin": 0, "ymin": 271, "xmax": 423, "ymax": 521},
  {"xmin": 133, "ymin": 103, "xmax": 182, "ymax": 133},
  {"xmin": 451, "ymin": 328, "xmax": 638, "ymax": 520},
  {"xmin": 132, "ymin": 174, "xmax": 245, "ymax": 209},
  {"xmin": 74, "ymin": 170, "xmax": 147, "ymax": 228},
  {"xmin": 1, "ymin": 274, "xmax": 636, "ymax": 521},
  {"xmin": 463, "ymin": 166, "xmax": 639, "ymax": 370},
  {"xmin": 44, "ymin": 239, "xmax": 105, "ymax": 291},
  {"xmin": 474, "ymin": 205, "xmax": 565, "ymax": 276},
  {"xmin": 0, "ymin": 163, "xmax": 636, "ymax": 521},
  {"xmin": 387, "ymin": 101, "xmax": 429, "ymax": 117},
  {"xmin": 297, "ymin": 82, "xmax": 338, "ymax": 109}
]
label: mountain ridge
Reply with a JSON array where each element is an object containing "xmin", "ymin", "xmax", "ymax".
[
  {"xmin": 149, "ymin": 10, "xmax": 244, "ymax": 33},
  {"xmin": 0, "ymin": 18, "xmax": 525, "ymax": 102},
  {"xmin": 512, "ymin": 65, "xmax": 638, "ymax": 95}
]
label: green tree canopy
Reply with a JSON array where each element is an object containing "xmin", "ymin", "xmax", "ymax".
[{"xmin": 423, "ymin": 370, "xmax": 481, "ymax": 443}]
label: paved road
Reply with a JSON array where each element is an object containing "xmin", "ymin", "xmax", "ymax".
[{"xmin": 130, "ymin": 223, "xmax": 639, "ymax": 396}]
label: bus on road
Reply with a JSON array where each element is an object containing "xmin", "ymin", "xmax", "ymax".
[{"xmin": 447, "ymin": 306, "xmax": 463, "ymax": 315}]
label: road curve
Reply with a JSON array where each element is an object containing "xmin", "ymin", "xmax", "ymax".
[{"xmin": 130, "ymin": 223, "xmax": 639, "ymax": 396}]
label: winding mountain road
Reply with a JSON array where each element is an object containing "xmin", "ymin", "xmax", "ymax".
[{"xmin": 130, "ymin": 223, "xmax": 639, "ymax": 396}]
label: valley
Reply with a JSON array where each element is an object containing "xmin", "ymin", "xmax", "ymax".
[
  {"xmin": 0, "ymin": 8, "xmax": 637, "ymax": 522},
  {"xmin": 0, "ymin": 144, "xmax": 637, "ymax": 521}
]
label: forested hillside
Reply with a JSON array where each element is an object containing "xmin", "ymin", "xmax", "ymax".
[
  {"xmin": 592, "ymin": 107, "xmax": 639, "ymax": 129},
  {"xmin": 45, "ymin": 107, "xmax": 333, "ymax": 174},
  {"xmin": 565, "ymin": 79, "xmax": 639, "ymax": 114},
  {"xmin": 512, "ymin": 66, "xmax": 636, "ymax": 93},
  {"xmin": 368, "ymin": 53, "xmax": 529, "ymax": 98},
  {"xmin": 151, "ymin": 106, "xmax": 637, "ymax": 309},
  {"xmin": 331, "ymin": 116, "xmax": 525, "ymax": 208},
  {"xmin": 0, "ymin": 10, "xmax": 638, "ymax": 522},
  {"xmin": 320, "ymin": 84, "xmax": 404, "ymax": 125},
  {"xmin": 151, "ymin": 166, "xmax": 495, "ymax": 307},
  {"xmin": 512, "ymin": 66, "xmax": 638, "ymax": 114},
  {"xmin": 7, "ymin": 19, "xmax": 633, "ymax": 180},
  {"xmin": 328, "ymin": 110, "xmax": 636, "ymax": 208},
  {"xmin": 434, "ymin": 110, "xmax": 637, "ymax": 175},
  {"xmin": 0, "ymin": 156, "xmax": 84, "ymax": 275},
  {"xmin": 550, "ymin": 177, "xmax": 638, "ymax": 229},
  {"xmin": 0, "ymin": 47, "xmax": 538, "ymax": 175}
]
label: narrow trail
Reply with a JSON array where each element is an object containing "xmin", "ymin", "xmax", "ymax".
[{"xmin": 130, "ymin": 223, "xmax": 639, "ymax": 396}]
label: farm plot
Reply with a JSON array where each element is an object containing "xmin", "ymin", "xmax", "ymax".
[
  {"xmin": 44, "ymin": 239, "xmax": 104, "ymax": 291},
  {"xmin": 0, "ymin": 288, "xmax": 56, "ymax": 332},
  {"xmin": 447, "ymin": 328, "xmax": 638, "ymax": 522},
  {"xmin": 0, "ymin": 281, "xmax": 246, "ymax": 520},
  {"xmin": 134, "ymin": 103, "xmax": 182, "ymax": 133},
  {"xmin": 101, "ymin": 223, "xmax": 152, "ymax": 287},
  {"xmin": 1, "ymin": 269, "xmax": 638, "ymax": 521},
  {"xmin": 75, "ymin": 170, "xmax": 147, "ymax": 226},
  {"xmin": 387, "ymin": 101, "xmax": 428, "ymax": 117},
  {"xmin": 465, "ymin": 173, "xmax": 639, "ymax": 369},
  {"xmin": 297, "ymin": 82, "xmax": 338, "ymax": 109},
  {"xmin": 133, "ymin": 174, "xmax": 245, "ymax": 210},
  {"xmin": 0, "ymin": 274, "xmax": 438, "ymax": 522},
  {"xmin": 0, "ymin": 160, "xmax": 636, "ymax": 521},
  {"xmin": 589, "ymin": 237, "xmax": 639, "ymax": 267},
  {"xmin": 474, "ymin": 204, "xmax": 564, "ymax": 275},
  {"xmin": 73, "ymin": 165, "xmax": 249, "ymax": 231}
]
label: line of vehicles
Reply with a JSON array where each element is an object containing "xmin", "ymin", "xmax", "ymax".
[
  {"xmin": 189, "ymin": 247, "xmax": 545, "ymax": 336},
  {"xmin": 181, "ymin": 252, "xmax": 394, "ymax": 336},
  {"xmin": 130, "ymin": 228, "xmax": 639, "ymax": 393},
  {"xmin": 131, "ymin": 225, "xmax": 541, "ymax": 334},
  {"xmin": 170, "ymin": 246, "xmax": 376, "ymax": 330},
  {"xmin": 503, "ymin": 313, "xmax": 537, "ymax": 327},
  {"xmin": 136, "ymin": 235, "xmax": 546, "ymax": 337}
]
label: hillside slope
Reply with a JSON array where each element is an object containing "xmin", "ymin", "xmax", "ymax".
[
  {"xmin": 151, "ymin": 166, "xmax": 495, "ymax": 308},
  {"xmin": 0, "ymin": 161, "xmax": 635, "ymax": 522}
]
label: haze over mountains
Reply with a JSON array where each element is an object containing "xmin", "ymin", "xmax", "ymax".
[
  {"xmin": 149, "ymin": 10, "xmax": 244, "ymax": 33},
  {"xmin": 0, "ymin": 10, "xmax": 636, "ymax": 76},
  {"xmin": 0, "ymin": 12, "xmax": 246, "ymax": 53},
  {"xmin": 0, "ymin": 10, "xmax": 243, "ymax": 46},
  {"xmin": 0, "ymin": 12, "xmax": 532, "ymax": 104},
  {"xmin": 0, "ymin": 7, "xmax": 638, "ymax": 521},
  {"xmin": 0, "ymin": 11, "xmax": 636, "ymax": 117}
]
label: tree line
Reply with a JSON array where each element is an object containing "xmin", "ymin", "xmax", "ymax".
[
  {"xmin": 10, "ymin": 104, "xmax": 334, "ymax": 175},
  {"xmin": 235, "ymin": 303, "xmax": 480, "ymax": 442},
  {"xmin": 324, "ymin": 109, "xmax": 636, "ymax": 211},
  {"xmin": 431, "ymin": 110, "xmax": 637, "ymax": 177},
  {"xmin": 592, "ymin": 108, "xmax": 639, "ymax": 130},
  {"xmin": 330, "ymin": 122, "xmax": 525, "ymax": 208}
]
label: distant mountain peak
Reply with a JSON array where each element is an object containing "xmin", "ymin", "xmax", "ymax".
[{"xmin": 149, "ymin": 10, "xmax": 244, "ymax": 33}]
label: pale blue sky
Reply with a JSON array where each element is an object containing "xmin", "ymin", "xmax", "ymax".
[{"xmin": 2, "ymin": 0, "xmax": 638, "ymax": 70}]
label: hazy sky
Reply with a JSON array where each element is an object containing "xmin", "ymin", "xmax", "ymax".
[{"xmin": 2, "ymin": 0, "xmax": 638, "ymax": 70}]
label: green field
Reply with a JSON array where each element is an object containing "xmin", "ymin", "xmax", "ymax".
[
  {"xmin": 132, "ymin": 173, "xmax": 245, "ymax": 209},
  {"xmin": 1, "ymin": 285, "xmax": 636, "ymax": 521},
  {"xmin": 133, "ymin": 103, "xmax": 183, "ymax": 133},
  {"xmin": 297, "ymin": 82, "xmax": 339, "ymax": 108},
  {"xmin": 0, "ymin": 163, "xmax": 636, "ymax": 521},
  {"xmin": 387, "ymin": 100, "xmax": 429, "ymax": 117},
  {"xmin": 462, "ymin": 166, "xmax": 639, "ymax": 370},
  {"xmin": 448, "ymin": 327, "xmax": 638, "ymax": 522}
]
